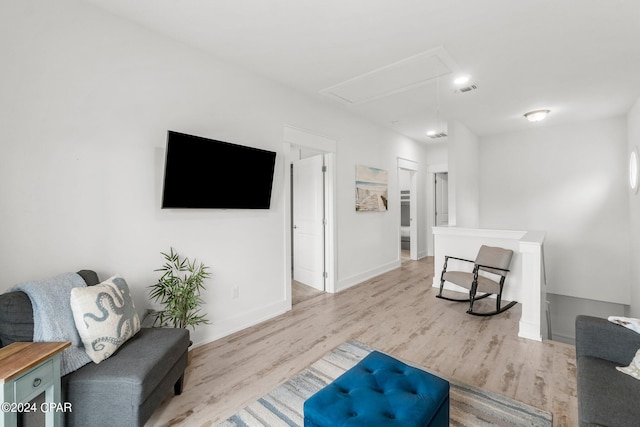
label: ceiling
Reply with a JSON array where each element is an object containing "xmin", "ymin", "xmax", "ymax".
[{"xmin": 83, "ymin": 0, "xmax": 640, "ymax": 143}]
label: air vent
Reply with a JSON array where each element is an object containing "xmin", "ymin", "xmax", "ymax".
[
  {"xmin": 428, "ymin": 132, "xmax": 448, "ymax": 139},
  {"xmin": 454, "ymin": 84, "xmax": 478, "ymax": 94}
]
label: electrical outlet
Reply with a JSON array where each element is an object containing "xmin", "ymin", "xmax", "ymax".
[{"xmin": 232, "ymin": 286, "xmax": 240, "ymax": 299}]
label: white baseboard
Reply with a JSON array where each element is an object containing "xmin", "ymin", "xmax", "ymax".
[
  {"xmin": 548, "ymin": 331, "xmax": 575, "ymax": 345},
  {"xmin": 518, "ymin": 320, "xmax": 542, "ymax": 342},
  {"xmin": 192, "ymin": 299, "xmax": 290, "ymax": 348},
  {"xmin": 335, "ymin": 260, "xmax": 401, "ymax": 293}
]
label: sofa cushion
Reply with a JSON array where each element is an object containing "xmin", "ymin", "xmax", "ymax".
[
  {"xmin": 70, "ymin": 276, "xmax": 141, "ymax": 363},
  {"xmin": 63, "ymin": 327, "xmax": 189, "ymax": 406},
  {"xmin": 577, "ymin": 355, "xmax": 640, "ymax": 426}
]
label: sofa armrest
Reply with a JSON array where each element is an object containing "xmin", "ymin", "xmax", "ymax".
[{"xmin": 575, "ymin": 315, "xmax": 640, "ymax": 366}]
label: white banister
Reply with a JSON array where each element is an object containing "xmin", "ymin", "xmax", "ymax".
[{"xmin": 433, "ymin": 227, "xmax": 546, "ymax": 341}]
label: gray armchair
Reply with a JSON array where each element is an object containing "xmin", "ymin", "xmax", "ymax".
[{"xmin": 575, "ymin": 315, "xmax": 640, "ymax": 426}]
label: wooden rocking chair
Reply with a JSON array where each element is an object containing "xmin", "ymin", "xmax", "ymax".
[{"xmin": 436, "ymin": 245, "xmax": 516, "ymax": 316}]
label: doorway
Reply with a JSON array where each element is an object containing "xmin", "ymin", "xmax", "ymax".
[
  {"xmin": 291, "ymin": 153, "xmax": 326, "ymax": 303},
  {"xmin": 435, "ymin": 172, "xmax": 449, "ymax": 227},
  {"xmin": 284, "ymin": 126, "xmax": 336, "ymax": 307},
  {"xmin": 397, "ymin": 158, "xmax": 419, "ymax": 261},
  {"xmin": 399, "ymin": 169, "xmax": 412, "ymax": 261}
]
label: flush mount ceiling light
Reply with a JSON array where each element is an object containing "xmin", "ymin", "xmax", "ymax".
[
  {"xmin": 524, "ymin": 109, "xmax": 550, "ymax": 122},
  {"xmin": 454, "ymin": 75, "xmax": 470, "ymax": 85},
  {"xmin": 453, "ymin": 74, "xmax": 478, "ymax": 94},
  {"xmin": 426, "ymin": 131, "xmax": 448, "ymax": 139}
]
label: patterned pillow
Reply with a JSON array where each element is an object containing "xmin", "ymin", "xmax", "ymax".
[
  {"xmin": 70, "ymin": 276, "xmax": 140, "ymax": 364},
  {"xmin": 617, "ymin": 348, "xmax": 640, "ymax": 380}
]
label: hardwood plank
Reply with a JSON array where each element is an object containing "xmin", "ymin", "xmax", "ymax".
[{"xmin": 147, "ymin": 257, "xmax": 577, "ymax": 426}]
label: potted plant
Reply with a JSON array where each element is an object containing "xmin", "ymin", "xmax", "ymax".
[{"xmin": 149, "ymin": 248, "xmax": 211, "ymax": 332}]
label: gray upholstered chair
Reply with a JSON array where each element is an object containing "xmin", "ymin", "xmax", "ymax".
[{"xmin": 436, "ymin": 245, "xmax": 515, "ymax": 316}]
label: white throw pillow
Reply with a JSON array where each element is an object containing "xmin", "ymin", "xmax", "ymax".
[
  {"xmin": 70, "ymin": 276, "xmax": 140, "ymax": 364},
  {"xmin": 617, "ymin": 348, "xmax": 640, "ymax": 380}
]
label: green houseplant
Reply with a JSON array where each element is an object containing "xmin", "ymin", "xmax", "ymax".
[{"xmin": 149, "ymin": 248, "xmax": 211, "ymax": 330}]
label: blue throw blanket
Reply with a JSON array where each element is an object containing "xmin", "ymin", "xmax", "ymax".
[{"xmin": 13, "ymin": 272, "xmax": 92, "ymax": 375}]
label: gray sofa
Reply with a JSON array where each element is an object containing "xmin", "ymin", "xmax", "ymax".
[
  {"xmin": 575, "ymin": 315, "xmax": 640, "ymax": 427},
  {"xmin": 0, "ymin": 270, "xmax": 190, "ymax": 427}
]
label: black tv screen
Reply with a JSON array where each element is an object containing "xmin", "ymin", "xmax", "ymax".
[{"xmin": 161, "ymin": 131, "xmax": 276, "ymax": 209}]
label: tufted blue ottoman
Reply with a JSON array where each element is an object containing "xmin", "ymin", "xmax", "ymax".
[{"xmin": 303, "ymin": 351, "xmax": 449, "ymax": 427}]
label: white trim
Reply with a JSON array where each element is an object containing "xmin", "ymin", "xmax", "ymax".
[
  {"xmin": 336, "ymin": 260, "xmax": 401, "ymax": 293},
  {"xmin": 433, "ymin": 226, "xmax": 526, "ymax": 240},
  {"xmin": 426, "ymin": 164, "xmax": 449, "ymax": 255},
  {"xmin": 397, "ymin": 157, "xmax": 421, "ymax": 261},
  {"xmin": 427, "ymin": 163, "xmax": 448, "ymax": 174},
  {"xmin": 284, "ymin": 125, "xmax": 337, "ymax": 152},
  {"xmin": 324, "ymin": 153, "xmax": 337, "ymax": 293},
  {"xmin": 397, "ymin": 157, "xmax": 419, "ymax": 171},
  {"xmin": 192, "ymin": 300, "xmax": 289, "ymax": 348},
  {"xmin": 284, "ymin": 126, "xmax": 337, "ymax": 303}
]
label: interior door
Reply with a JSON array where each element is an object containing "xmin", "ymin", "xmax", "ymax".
[
  {"xmin": 293, "ymin": 155, "xmax": 325, "ymax": 291},
  {"xmin": 435, "ymin": 172, "xmax": 449, "ymax": 226}
]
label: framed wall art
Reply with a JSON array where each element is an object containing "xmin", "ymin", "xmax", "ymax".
[{"xmin": 355, "ymin": 165, "xmax": 388, "ymax": 212}]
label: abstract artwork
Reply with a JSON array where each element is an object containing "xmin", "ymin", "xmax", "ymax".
[{"xmin": 355, "ymin": 165, "xmax": 388, "ymax": 212}]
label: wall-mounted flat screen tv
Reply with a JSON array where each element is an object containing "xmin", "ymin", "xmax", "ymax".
[{"xmin": 161, "ymin": 131, "xmax": 277, "ymax": 209}]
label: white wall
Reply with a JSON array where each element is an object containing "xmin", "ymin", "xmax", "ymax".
[
  {"xmin": 0, "ymin": 0, "xmax": 429, "ymax": 346},
  {"xmin": 478, "ymin": 118, "xmax": 630, "ymax": 342},
  {"xmin": 448, "ymin": 120, "xmax": 480, "ymax": 227},
  {"xmin": 628, "ymin": 98, "xmax": 640, "ymax": 317},
  {"xmin": 336, "ymin": 130, "xmax": 428, "ymax": 289},
  {"xmin": 479, "ymin": 117, "xmax": 630, "ymax": 305}
]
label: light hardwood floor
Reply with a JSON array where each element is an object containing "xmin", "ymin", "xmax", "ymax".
[
  {"xmin": 292, "ymin": 280, "xmax": 324, "ymax": 305},
  {"xmin": 147, "ymin": 257, "xmax": 577, "ymax": 426}
]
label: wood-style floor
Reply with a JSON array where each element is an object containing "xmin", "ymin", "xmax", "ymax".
[
  {"xmin": 147, "ymin": 257, "xmax": 577, "ymax": 427},
  {"xmin": 292, "ymin": 280, "xmax": 324, "ymax": 305}
]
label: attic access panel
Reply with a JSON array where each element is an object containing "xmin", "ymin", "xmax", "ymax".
[{"xmin": 320, "ymin": 46, "xmax": 459, "ymax": 105}]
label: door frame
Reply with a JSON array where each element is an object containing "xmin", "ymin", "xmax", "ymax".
[
  {"xmin": 292, "ymin": 154, "xmax": 326, "ymax": 291},
  {"xmin": 397, "ymin": 158, "xmax": 419, "ymax": 261},
  {"xmin": 426, "ymin": 163, "xmax": 448, "ymax": 256},
  {"xmin": 284, "ymin": 126, "xmax": 337, "ymax": 308},
  {"xmin": 434, "ymin": 172, "xmax": 449, "ymax": 227}
]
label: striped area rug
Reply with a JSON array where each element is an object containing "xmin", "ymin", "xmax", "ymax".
[{"xmin": 217, "ymin": 341, "xmax": 552, "ymax": 426}]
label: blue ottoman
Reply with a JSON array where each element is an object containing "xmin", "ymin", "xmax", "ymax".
[{"xmin": 303, "ymin": 351, "xmax": 449, "ymax": 427}]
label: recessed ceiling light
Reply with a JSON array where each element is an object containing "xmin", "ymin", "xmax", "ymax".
[
  {"xmin": 426, "ymin": 130, "xmax": 437, "ymax": 136},
  {"xmin": 524, "ymin": 109, "xmax": 550, "ymax": 122},
  {"xmin": 454, "ymin": 75, "xmax": 470, "ymax": 85}
]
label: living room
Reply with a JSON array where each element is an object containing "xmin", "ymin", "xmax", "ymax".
[{"xmin": 2, "ymin": 1, "xmax": 640, "ymax": 426}]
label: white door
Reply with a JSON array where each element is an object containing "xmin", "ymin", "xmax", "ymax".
[
  {"xmin": 435, "ymin": 172, "xmax": 449, "ymax": 226},
  {"xmin": 293, "ymin": 155, "xmax": 325, "ymax": 291}
]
